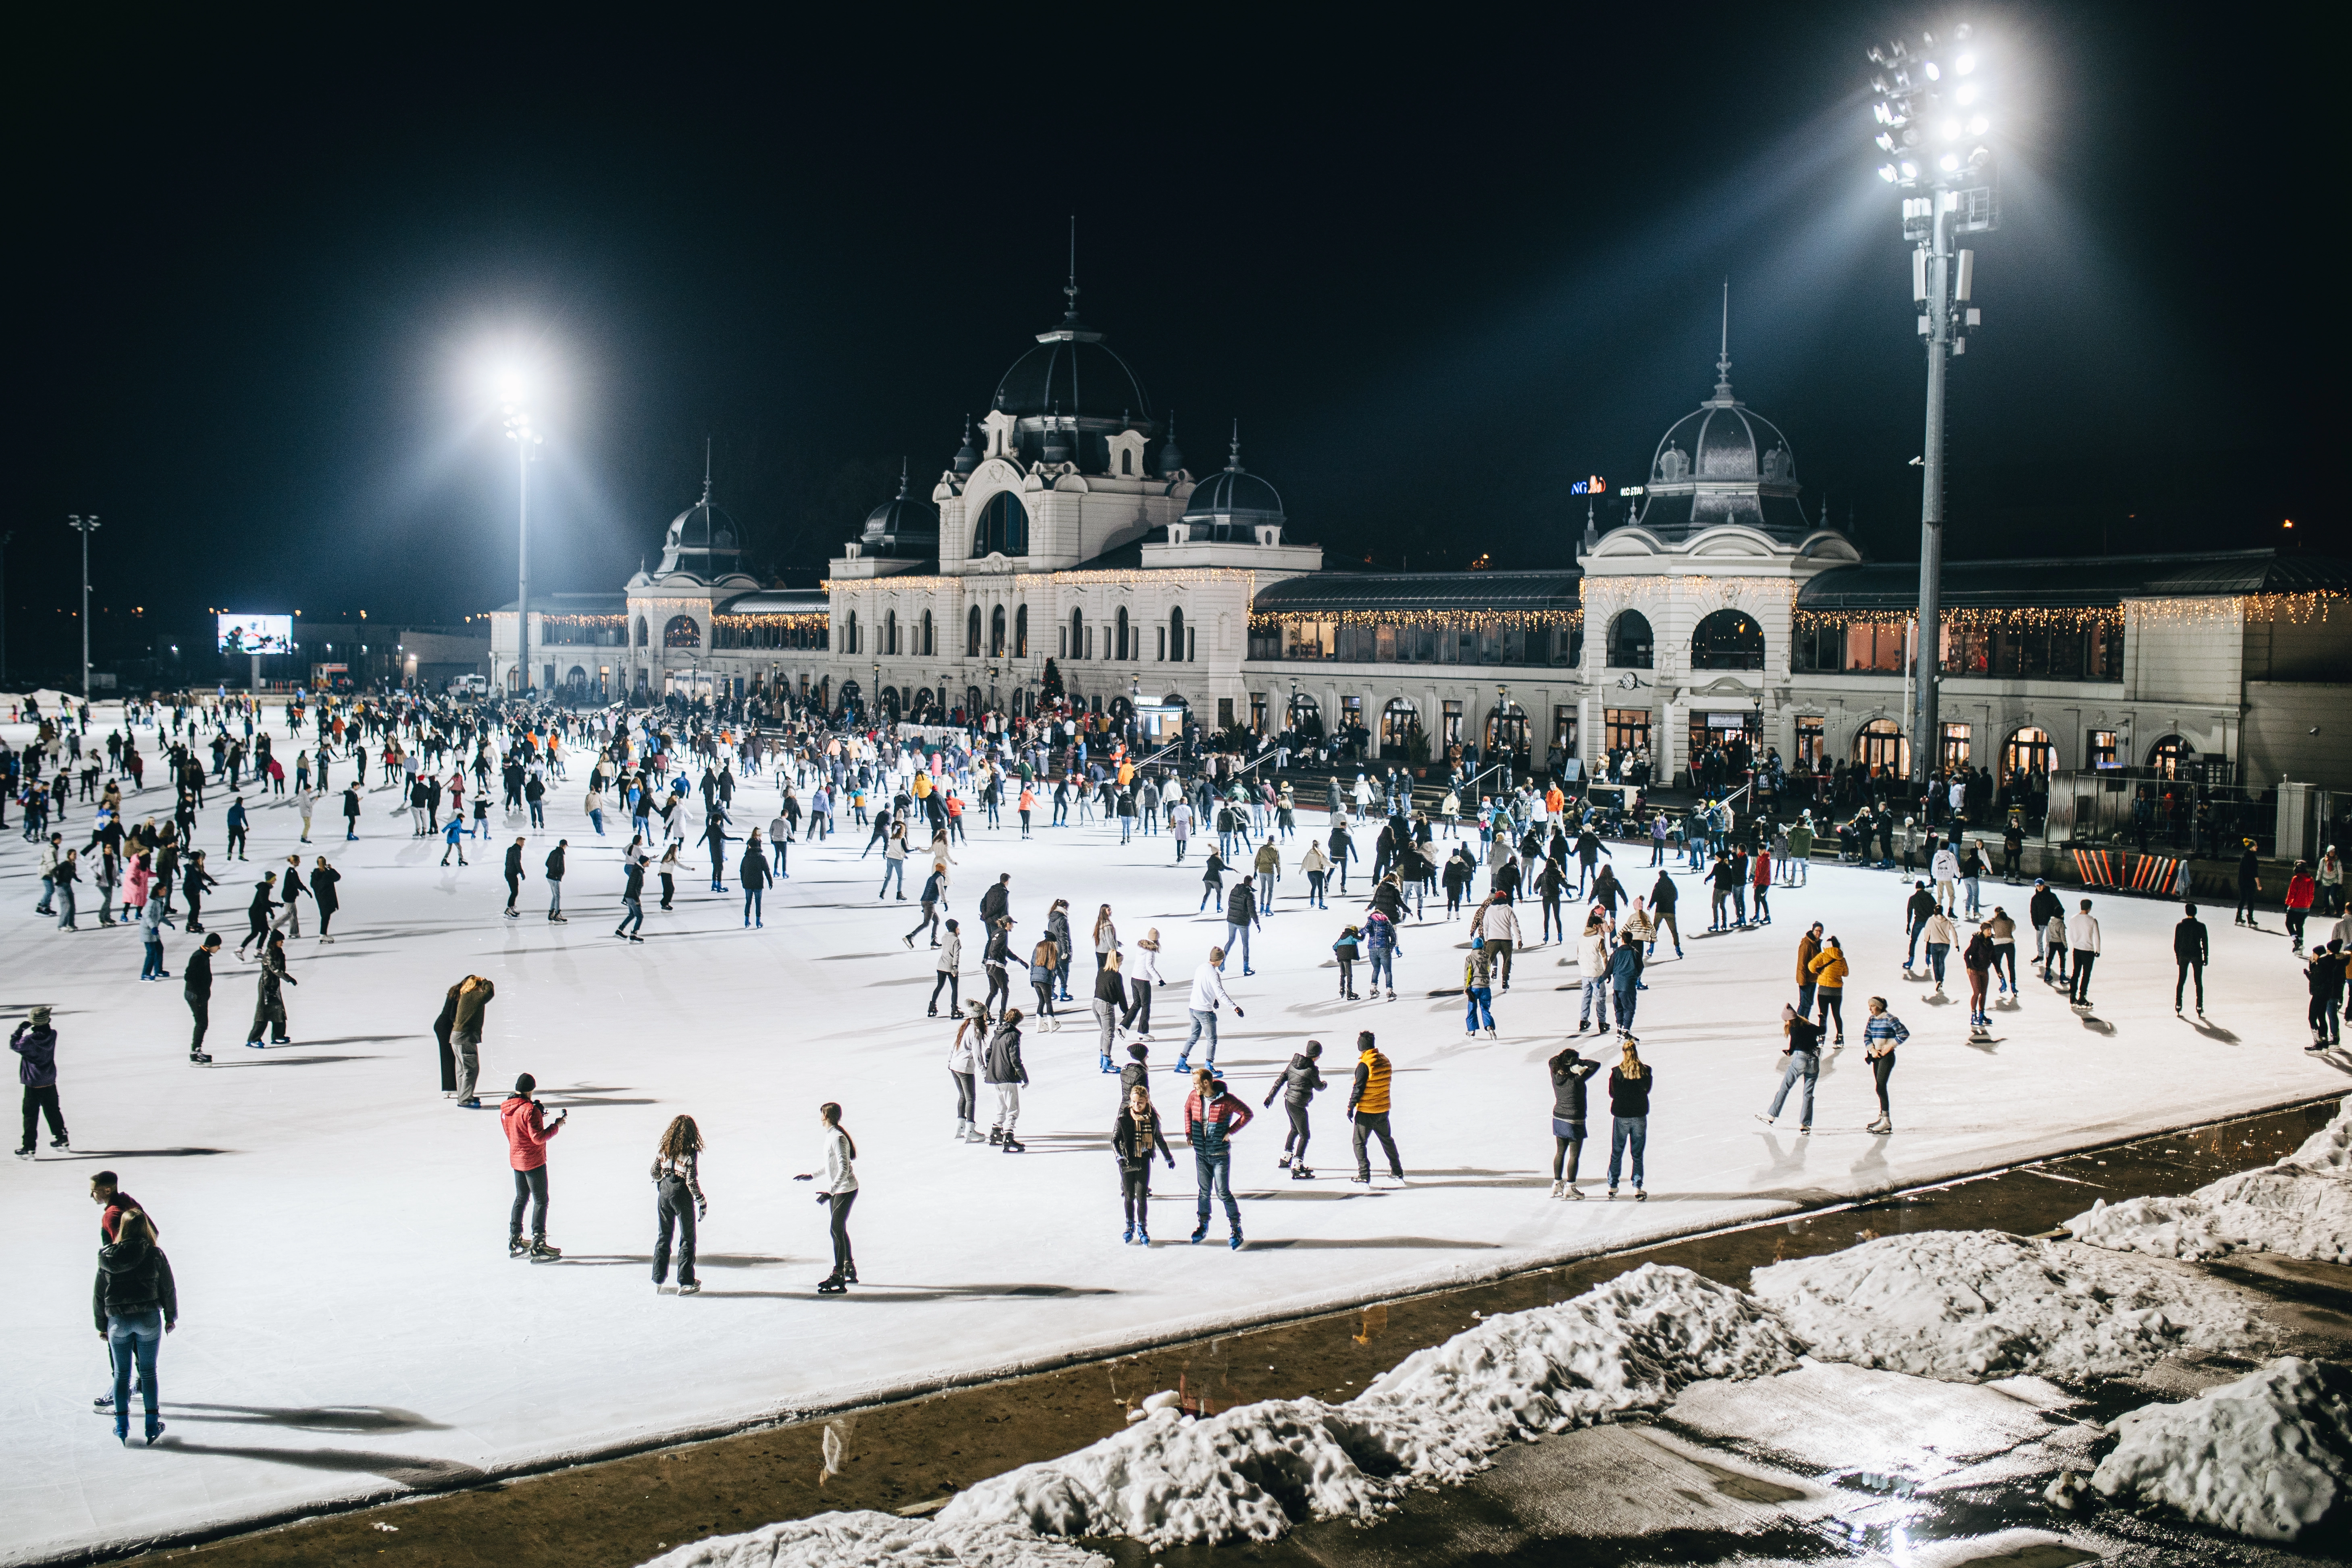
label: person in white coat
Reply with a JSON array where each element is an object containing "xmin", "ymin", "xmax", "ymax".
[
  {"xmin": 929, "ymin": 920, "xmax": 962, "ymax": 1017},
  {"xmin": 1178, "ymin": 949, "xmax": 1243, "ymax": 1073},
  {"xmin": 797, "ymin": 1103, "xmax": 859, "ymax": 1293},
  {"xmin": 1930, "ymin": 843, "xmax": 1961, "ymax": 916},
  {"xmin": 2068, "ymin": 899, "xmax": 2102, "ymax": 1008},
  {"xmin": 1575, "ymin": 911, "xmax": 1613, "ymax": 1032}
]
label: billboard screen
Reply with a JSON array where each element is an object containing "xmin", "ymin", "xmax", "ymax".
[{"xmin": 218, "ymin": 614, "xmax": 295, "ymax": 656}]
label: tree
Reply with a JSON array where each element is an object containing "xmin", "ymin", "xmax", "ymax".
[{"xmin": 1040, "ymin": 658, "xmax": 1065, "ymax": 701}]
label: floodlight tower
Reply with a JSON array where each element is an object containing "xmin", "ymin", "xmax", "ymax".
[
  {"xmin": 503, "ymin": 396, "xmax": 543, "ymax": 698},
  {"xmin": 1867, "ymin": 23, "xmax": 1996, "ymax": 783},
  {"xmin": 67, "ymin": 514, "xmax": 100, "ymax": 700}
]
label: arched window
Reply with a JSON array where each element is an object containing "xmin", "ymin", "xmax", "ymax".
[
  {"xmin": 633, "ymin": 616, "xmax": 649, "ymax": 647},
  {"xmin": 1485, "ymin": 701, "xmax": 1528, "ymax": 757},
  {"xmin": 919, "ymin": 610, "xmax": 934, "ymax": 656},
  {"xmin": 1606, "ymin": 610, "xmax": 1653, "ymax": 669},
  {"xmin": 971, "ymin": 491, "xmax": 1030, "ymax": 558},
  {"xmin": 1115, "ymin": 607, "xmax": 1130, "ymax": 661},
  {"xmin": 1288, "ymin": 691, "xmax": 1322, "ymax": 738},
  {"xmin": 991, "ymin": 605, "xmax": 1007, "ymax": 656},
  {"xmin": 966, "ymin": 605, "xmax": 982, "ymax": 657},
  {"xmin": 1121, "ymin": 449, "xmax": 1134, "ymax": 475},
  {"xmin": 844, "ymin": 611, "xmax": 859, "ymax": 654},
  {"xmin": 1014, "ymin": 604, "xmax": 1028, "ymax": 657},
  {"xmin": 663, "ymin": 614, "xmax": 701, "ymax": 649},
  {"xmin": 1068, "ymin": 607, "xmax": 1086, "ymax": 660},
  {"xmin": 884, "ymin": 610, "xmax": 899, "ymax": 656},
  {"xmin": 1853, "ymin": 718, "xmax": 1909, "ymax": 775},
  {"xmin": 2146, "ymin": 734, "xmax": 2198, "ymax": 780},
  {"xmin": 1690, "ymin": 608, "xmax": 1765, "ymax": 671},
  {"xmin": 1168, "ymin": 607, "xmax": 1185, "ymax": 663}
]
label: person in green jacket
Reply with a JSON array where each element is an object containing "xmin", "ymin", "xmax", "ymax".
[{"xmin": 1784, "ymin": 817, "xmax": 1814, "ymax": 887}]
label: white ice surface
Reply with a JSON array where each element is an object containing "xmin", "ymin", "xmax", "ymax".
[
  {"xmin": 1747, "ymin": 1230, "xmax": 2271, "ymax": 1383},
  {"xmin": 2092, "ymin": 1355, "xmax": 2352, "ymax": 1541},
  {"xmin": 1, "ymin": 704, "xmax": 2342, "ymax": 1564}
]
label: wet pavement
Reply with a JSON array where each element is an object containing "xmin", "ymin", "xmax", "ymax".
[{"xmin": 120, "ymin": 1095, "xmax": 2350, "ymax": 1568}]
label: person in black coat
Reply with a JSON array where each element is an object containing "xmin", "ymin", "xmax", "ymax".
[
  {"xmin": 245, "ymin": 932, "xmax": 295, "ymax": 1047},
  {"xmin": 2174, "ymin": 902, "xmax": 2210, "ymax": 1015},
  {"xmin": 310, "ymin": 857, "xmax": 341, "ymax": 942},
  {"xmin": 433, "ymin": 978, "xmax": 462, "ymax": 1094},
  {"xmin": 235, "ymin": 873, "xmax": 277, "ymax": 957},
  {"xmin": 181, "ymin": 850, "xmax": 217, "ymax": 934},
  {"xmin": 738, "ymin": 830, "xmax": 770, "ymax": 928},
  {"xmin": 1262, "ymin": 1041, "xmax": 1326, "ymax": 1178},
  {"xmin": 183, "ymin": 935, "xmax": 220, "ymax": 1063},
  {"xmin": 503, "ymin": 837, "xmax": 528, "ymax": 918},
  {"xmin": 1112, "ymin": 1083, "xmax": 1175, "ymax": 1244},
  {"xmin": 94, "ymin": 1210, "xmax": 177, "ymax": 1446},
  {"xmin": 1549, "ymin": 1045, "xmax": 1600, "ymax": 1198}
]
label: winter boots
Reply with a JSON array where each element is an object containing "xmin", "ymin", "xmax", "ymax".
[
  {"xmin": 1290, "ymin": 1164, "xmax": 1314, "ymax": 1180},
  {"xmin": 815, "ymin": 1274, "xmax": 847, "ymax": 1295},
  {"xmin": 1000, "ymin": 1134, "xmax": 1025, "ymax": 1153},
  {"xmin": 987, "ymin": 1127, "xmax": 1004, "ymax": 1145},
  {"xmin": 511, "ymin": 1236, "xmax": 559, "ymax": 1260}
]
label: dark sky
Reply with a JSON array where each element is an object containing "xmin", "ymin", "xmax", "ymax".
[{"xmin": 12, "ymin": 2, "xmax": 2334, "ymax": 676}]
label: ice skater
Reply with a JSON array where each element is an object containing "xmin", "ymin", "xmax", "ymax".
[
  {"xmin": 1263, "ymin": 1040, "xmax": 1325, "ymax": 1178},
  {"xmin": 1756, "ymin": 1003, "xmax": 1823, "ymax": 1134},
  {"xmin": 1185, "ymin": 1073, "xmax": 1252, "ymax": 1248},
  {"xmin": 1861, "ymin": 997, "xmax": 1907, "ymax": 1132},
  {"xmin": 1347, "ymin": 1031, "xmax": 1404, "ymax": 1185},
  {"xmin": 243, "ymin": 931, "xmax": 295, "ymax": 1048},
  {"xmin": 1548, "ymin": 1043, "xmax": 1599, "ymax": 1198},
  {"xmin": 184, "ymin": 935, "xmax": 219, "ymax": 1064},
  {"xmin": 502, "ymin": 1072, "xmax": 566, "ymax": 1258},
  {"xmin": 1115, "ymin": 1083, "xmax": 1176, "ymax": 1244},
  {"xmin": 95, "ymin": 1207, "xmax": 176, "ymax": 1447},
  {"xmin": 984, "ymin": 1008, "xmax": 1027, "ymax": 1152},
  {"xmin": 650, "ymin": 1115, "xmax": 706, "ymax": 1294},
  {"xmin": 13, "ymin": 1007, "xmax": 69, "ymax": 1158},
  {"xmin": 797, "ymin": 1102, "xmax": 859, "ymax": 1293}
]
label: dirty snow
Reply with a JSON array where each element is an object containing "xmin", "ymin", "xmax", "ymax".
[
  {"xmin": 638, "ymin": 1511, "xmax": 1108, "ymax": 1568},
  {"xmin": 2092, "ymin": 1356, "xmax": 2352, "ymax": 1542},
  {"xmin": 1747, "ymin": 1230, "xmax": 2269, "ymax": 1384},
  {"xmin": 2068, "ymin": 1102, "xmax": 2352, "ymax": 1264},
  {"xmin": 934, "ymin": 1262, "xmax": 1797, "ymax": 1549}
]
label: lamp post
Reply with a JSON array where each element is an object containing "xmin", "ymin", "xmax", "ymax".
[
  {"xmin": 1866, "ymin": 23, "xmax": 1995, "ymax": 784},
  {"xmin": 0, "ymin": 529, "xmax": 12, "ymax": 687},
  {"xmin": 503, "ymin": 399, "xmax": 543, "ymax": 699},
  {"xmin": 67, "ymin": 514, "xmax": 100, "ymax": 700}
]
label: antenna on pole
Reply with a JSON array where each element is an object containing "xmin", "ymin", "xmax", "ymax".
[
  {"xmin": 1065, "ymin": 214, "xmax": 1079, "ymax": 319},
  {"xmin": 702, "ymin": 437, "xmax": 713, "ymax": 502},
  {"xmin": 1714, "ymin": 278, "xmax": 1734, "ymax": 399}
]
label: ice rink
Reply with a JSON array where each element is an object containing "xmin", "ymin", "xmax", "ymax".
[{"xmin": 3, "ymin": 704, "xmax": 2342, "ymax": 1564}]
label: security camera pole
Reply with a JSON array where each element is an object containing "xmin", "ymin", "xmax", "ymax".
[{"xmin": 1866, "ymin": 24, "xmax": 1997, "ymax": 783}]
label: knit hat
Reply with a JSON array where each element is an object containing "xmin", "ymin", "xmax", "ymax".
[
  {"xmin": 514, "ymin": 1073, "xmax": 537, "ymax": 1094},
  {"xmin": 1127, "ymin": 1042, "xmax": 1148, "ymax": 1060},
  {"xmin": 28, "ymin": 1006, "xmax": 51, "ymax": 1026}
]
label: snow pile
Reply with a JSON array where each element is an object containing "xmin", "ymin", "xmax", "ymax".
[
  {"xmin": 938, "ymin": 1263, "xmax": 1796, "ymax": 1549},
  {"xmin": 2069, "ymin": 1170, "xmax": 2352, "ymax": 1264},
  {"xmin": 2092, "ymin": 1356, "xmax": 2352, "ymax": 1542},
  {"xmin": 2067, "ymin": 1103, "xmax": 2352, "ymax": 1264},
  {"xmin": 1749, "ymin": 1230, "xmax": 2266, "ymax": 1384},
  {"xmin": 639, "ymin": 1510, "xmax": 1108, "ymax": 1567}
]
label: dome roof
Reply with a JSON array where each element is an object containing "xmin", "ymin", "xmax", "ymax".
[
  {"xmin": 1181, "ymin": 431, "xmax": 1285, "ymax": 534},
  {"xmin": 859, "ymin": 462, "xmax": 940, "ymax": 558},
  {"xmin": 994, "ymin": 317, "xmax": 1152, "ymax": 425},
  {"xmin": 1628, "ymin": 340, "xmax": 1811, "ymax": 543},
  {"xmin": 654, "ymin": 469, "xmax": 753, "ymax": 580}
]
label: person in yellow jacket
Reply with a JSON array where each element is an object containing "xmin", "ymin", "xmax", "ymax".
[
  {"xmin": 1807, "ymin": 935, "xmax": 1850, "ymax": 1043},
  {"xmin": 1346, "ymin": 1031, "xmax": 1405, "ymax": 1185}
]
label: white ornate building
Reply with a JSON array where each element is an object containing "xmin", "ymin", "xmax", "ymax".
[{"xmin": 488, "ymin": 284, "xmax": 2350, "ymax": 823}]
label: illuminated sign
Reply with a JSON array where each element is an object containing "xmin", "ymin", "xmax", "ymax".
[
  {"xmin": 218, "ymin": 614, "xmax": 294, "ymax": 655},
  {"xmin": 1621, "ymin": 486, "xmax": 1645, "ymax": 497},
  {"xmin": 1568, "ymin": 474, "xmax": 1608, "ymax": 495}
]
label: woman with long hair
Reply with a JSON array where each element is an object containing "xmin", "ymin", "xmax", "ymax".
[
  {"xmin": 797, "ymin": 1104, "xmax": 859, "ymax": 1294},
  {"xmin": 1605, "ymin": 1038, "xmax": 1651, "ymax": 1201},
  {"xmin": 1113, "ymin": 1082, "xmax": 1175, "ymax": 1245},
  {"xmin": 651, "ymin": 1115, "xmax": 706, "ymax": 1294},
  {"xmin": 949, "ymin": 1001, "xmax": 987, "ymax": 1142},
  {"xmin": 1092, "ymin": 904, "xmax": 1119, "ymax": 973},
  {"xmin": 96, "ymin": 1207, "xmax": 177, "ymax": 1446}
]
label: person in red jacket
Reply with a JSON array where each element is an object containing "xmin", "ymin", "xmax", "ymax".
[
  {"xmin": 2287, "ymin": 861, "xmax": 2319, "ymax": 954},
  {"xmin": 501, "ymin": 1073, "xmax": 567, "ymax": 1258},
  {"xmin": 1183, "ymin": 1073, "xmax": 1254, "ymax": 1249}
]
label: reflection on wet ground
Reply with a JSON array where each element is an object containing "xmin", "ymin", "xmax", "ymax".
[{"xmin": 164, "ymin": 1096, "xmax": 2349, "ymax": 1568}]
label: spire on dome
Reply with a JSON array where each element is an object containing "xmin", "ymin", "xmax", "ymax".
[
  {"xmin": 1158, "ymin": 409, "xmax": 1185, "ymax": 478},
  {"xmin": 1063, "ymin": 214, "xmax": 1079, "ymax": 325},
  {"xmin": 1712, "ymin": 278, "xmax": 1735, "ymax": 403},
  {"xmin": 1227, "ymin": 419, "xmax": 1244, "ymax": 471},
  {"xmin": 953, "ymin": 414, "xmax": 979, "ymax": 476},
  {"xmin": 702, "ymin": 437, "xmax": 713, "ymax": 504}
]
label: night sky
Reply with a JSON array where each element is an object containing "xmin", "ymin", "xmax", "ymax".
[{"xmin": 12, "ymin": 2, "xmax": 2333, "ymax": 678}]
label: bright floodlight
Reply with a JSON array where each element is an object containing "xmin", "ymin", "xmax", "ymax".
[{"xmin": 1956, "ymin": 51, "xmax": 1976, "ymax": 73}]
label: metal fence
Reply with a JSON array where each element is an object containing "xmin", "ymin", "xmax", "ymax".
[{"xmin": 2043, "ymin": 769, "xmax": 2277, "ymax": 860}]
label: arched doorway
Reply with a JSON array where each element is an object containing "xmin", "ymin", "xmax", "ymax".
[
  {"xmin": 838, "ymin": 678, "xmax": 861, "ymax": 715},
  {"xmin": 1485, "ymin": 702, "xmax": 1529, "ymax": 758},
  {"xmin": 1287, "ymin": 692, "xmax": 1323, "ymax": 738},
  {"xmin": 2147, "ymin": 734, "xmax": 2198, "ymax": 780},
  {"xmin": 879, "ymin": 687, "xmax": 902, "ymax": 722},
  {"xmin": 2003, "ymin": 726, "xmax": 2054, "ymax": 783},
  {"xmin": 1606, "ymin": 610, "xmax": 1654, "ymax": 669},
  {"xmin": 1854, "ymin": 717, "xmax": 1910, "ymax": 776},
  {"xmin": 1381, "ymin": 698, "xmax": 1418, "ymax": 758},
  {"xmin": 663, "ymin": 614, "xmax": 701, "ymax": 649},
  {"xmin": 1690, "ymin": 609, "xmax": 1765, "ymax": 671}
]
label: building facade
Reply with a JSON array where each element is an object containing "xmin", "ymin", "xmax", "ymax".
[{"xmin": 489, "ymin": 287, "xmax": 2351, "ymax": 790}]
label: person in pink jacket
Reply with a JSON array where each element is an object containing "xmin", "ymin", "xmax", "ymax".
[
  {"xmin": 124, "ymin": 854, "xmax": 155, "ymax": 915},
  {"xmin": 501, "ymin": 1073, "xmax": 567, "ymax": 1259}
]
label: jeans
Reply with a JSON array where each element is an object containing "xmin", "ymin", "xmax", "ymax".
[
  {"xmin": 1094, "ymin": 999, "xmax": 1119, "ymax": 1056},
  {"xmin": 36, "ymin": 874, "xmax": 53, "ymax": 913},
  {"xmin": 1963, "ymin": 875, "xmax": 1981, "ymax": 916},
  {"xmin": 1579, "ymin": 978, "xmax": 1611, "ymax": 1029},
  {"xmin": 548, "ymin": 881, "xmax": 563, "ymax": 917},
  {"xmin": 1613, "ymin": 984, "xmax": 1637, "ymax": 1033},
  {"xmin": 1925, "ymin": 942, "xmax": 1949, "ymax": 983},
  {"xmin": 141, "ymin": 938, "xmax": 165, "ymax": 979},
  {"xmin": 108, "ymin": 1308, "xmax": 164, "ymax": 1441},
  {"xmin": 510, "ymin": 1164, "xmax": 550, "ymax": 1239},
  {"xmin": 453, "ymin": 1029, "xmax": 480, "ymax": 1102},
  {"xmin": 1257, "ymin": 872, "xmax": 1275, "ymax": 908},
  {"xmin": 1224, "ymin": 921, "xmax": 1252, "ymax": 971},
  {"xmin": 2176, "ymin": 960, "xmax": 2204, "ymax": 1011},
  {"xmin": 1768, "ymin": 1052, "xmax": 1819, "ymax": 1124},
  {"xmin": 1306, "ymin": 870, "xmax": 1326, "ymax": 906},
  {"xmin": 1352, "ymin": 1110, "xmax": 1402, "ymax": 1179},
  {"xmin": 1282, "ymin": 1100, "xmax": 1312, "ymax": 1162},
  {"xmin": 1184, "ymin": 1008, "xmax": 1219, "ymax": 1064},
  {"xmin": 2071, "ymin": 951, "xmax": 2098, "ymax": 1004},
  {"xmin": 654, "ymin": 1175, "xmax": 698, "ymax": 1286},
  {"xmin": 1195, "ymin": 1151, "xmax": 1239, "ymax": 1229},
  {"xmin": 743, "ymin": 888, "xmax": 763, "ymax": 924},
  {"xmin": 1797, "ymin": 979, "xmax": 1816, "ymax": 1019},
  {"xmin": 880, "ymin": 860, "xmax": 905, "ymax": 897},
  {"xmin": 618, "ymin": 896, "xmax": 644, "ymax": 936},
  {"xmin": 930, "ymin": 971, "xmax": 959, "ymax": 1013},
  {"xmin": 1369, "ymin": 952, "xmax": 1394, "ymax": 992},
  {"xmin": 1464, "ymin": 985, "xmax": 1494, "ymax": 1031},
  {"xmin": 1608, "ymin": 1115, "xmax": 1646, "ymax": 1189}
]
